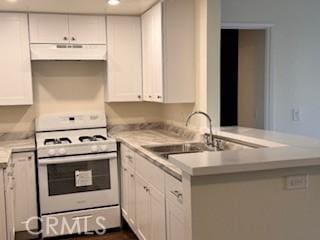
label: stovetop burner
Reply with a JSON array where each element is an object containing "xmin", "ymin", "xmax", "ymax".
[
  {"xmin": 79, "ymin": 135, "xmax": 107, "ymax": 143},
  {"xmin": 44, "ymin": 138, "xmax": 72, "ymax": 145}
]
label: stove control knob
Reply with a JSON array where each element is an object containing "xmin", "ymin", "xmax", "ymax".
[
  {"xmin": 91, "ymin": 145, "xmax": 99, "ymax": 153},
  {"xmin": 48, "ymin": 149, "xmax": 56, "ymax": 156},
  {"xmin": 59, "ymin": 148, "xmax": 66, "ymax": 155},
  {"xmin": 100, "ymin": 145, "xmax": 107, "ymax": 152}
]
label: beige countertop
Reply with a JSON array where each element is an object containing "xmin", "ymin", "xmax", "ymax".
[
  {"xmin": 0, "ymin": 138, "xmax": 36, "ymax": 169},
  {"xmin": 169, "ymin": 127, "xmax": 320, "ymax": 176}
]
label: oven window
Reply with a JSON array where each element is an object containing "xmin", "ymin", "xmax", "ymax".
[{"xmin": 47, "ymin": 159, "xmax": 111, "ymax": 196}]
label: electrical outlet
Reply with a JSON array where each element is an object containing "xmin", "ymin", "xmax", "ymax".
[
  {"xmin": 292, "ymin": 108, "xmax": 300, "ymax": 122},
  {"xmin": 286, "ymin": 175, "xmax": 308, "ymax": 190}
]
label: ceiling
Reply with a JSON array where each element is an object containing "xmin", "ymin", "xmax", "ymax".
[{"xmin": 0, "ymin": 0, "xmax": 159, "ymax": 15}]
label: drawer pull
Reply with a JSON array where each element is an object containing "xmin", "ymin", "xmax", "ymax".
[
  {"xmin": 130, "ymin": 174, "xmax": 134, "ymax": 178},
  {"xmin": 170, "ymin": 190, "xmax": 183, "ymax": 203}
]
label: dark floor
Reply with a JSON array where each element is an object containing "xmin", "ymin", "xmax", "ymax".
[
  {"xmin": 15, "ymin": 229, "xmax": 138, "ymax": 240},
  {"xmin": 59, "ymin": 230, "xmax": 138, "ymax": 240}
]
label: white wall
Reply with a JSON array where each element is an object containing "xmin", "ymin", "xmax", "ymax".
[
  {"xmin": 222, "ymin": 0, "xmax": 320, "ymax": 138},
  {"xmin": 238, "ymin": 30, "xmax": 265, "ymax": 129}
]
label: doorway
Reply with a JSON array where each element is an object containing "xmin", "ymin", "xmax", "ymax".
[{"xmin": 220, "ymin": 27, "xmax": 270, "ymax": 129}]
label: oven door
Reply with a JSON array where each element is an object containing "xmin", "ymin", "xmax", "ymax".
[{"xmin": 38, "ymin": 153, "xmax": 119, "ymax": 214}]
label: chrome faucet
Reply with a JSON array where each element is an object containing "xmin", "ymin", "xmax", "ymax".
[{"xmin": 185, "ymin": 111, "xmax": 215, "ymax": 147}]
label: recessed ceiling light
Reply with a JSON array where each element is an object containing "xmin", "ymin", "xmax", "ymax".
[{"xmin": 108, "ymin": 0, "xmax": 120, "ymax": 6}]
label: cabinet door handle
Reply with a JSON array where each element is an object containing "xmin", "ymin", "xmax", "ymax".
[
  {"xmin": 157, "ymin": 96, "xmax": 162, "ymax": 99},
  {"xmin": 130, "ymin": 174, "xmax": 134, "ymax": 178},
  {"xmin": 138, "ymin": 95, "xmax": 141, "ymax": 99},
  {"xmin": 149, "ymin": 95, "xmax": 152, "ymax": 98},
  {"xmin": 170, "ymin": 190, "xmax": 183, "ymax": 203},
  {"xmin": 126, "ymin": 155, "xmax": 133, "ymax": 162},
  {"xmin": 71, "ymin": 37, "xmax": 76, "ymax": 41},
  {"xmin": 63, "ymin": 36, "xmax": 68, "ymax": 41}
]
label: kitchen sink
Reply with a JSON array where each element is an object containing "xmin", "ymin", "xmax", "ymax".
[{"xmin": 143, "ymin": 140, "xmax": 253, "ymax": 160}]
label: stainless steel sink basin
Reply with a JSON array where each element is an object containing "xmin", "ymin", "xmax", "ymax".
[
  {"xmin": 143, "ymin": 143, "xmax": 213, "ymax": 159},
  {"xmin": 143, "ymin": 140, "xmax": 255, "ymax": 160}
]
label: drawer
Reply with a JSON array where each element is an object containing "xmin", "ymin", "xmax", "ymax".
[
  {"xmin": 42, "ymin": 206, "xmax": 120, "ymax": 237},
  {"xmin": 165, "ymin": 173, "xmax": 183, "ymax": 207},
  {"xmin": 121, "ymin": 144, "xmax": 135, "ymax": 169},
  {"xmin": 136, "ymin": 153, "xmax": 165, "ymax": 193}
]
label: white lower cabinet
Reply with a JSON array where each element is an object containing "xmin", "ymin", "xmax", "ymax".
[
  {"xmin": 0, "ymin": 169, "xmax": 6, "ymax": 240},
  {"xmin": 165, "ymin": 174, "xmax": 185, "ymax": 240},
  {"xmin": 12, "ymin": 152, "xmax": 38, "ymax": 232},
  {"xmin": 166, "ymin": 198, "xmax": 185, "ymax": 240},
  {"xmin": 4, "ymin": 158, "xmax": 16, "ymax": 240},
  {"xmin": 149, "ymin": 185, "xmax": 166, "ymax": 240},
  {"xmin": 121, "ymin": 165, "xmax": 129, "ymax": 220},
  {"xmin": 120, "ymin": 144, "xmax": 178, "ymax": 240},
  {"xmin": 135, "ymin": 174, "xmax": 151, "ymax": 240},
  {"xmin": 127, "ymin": 167, "xmax": 136, "ymax": 227}
]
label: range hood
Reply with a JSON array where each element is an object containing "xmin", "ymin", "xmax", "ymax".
[{"xmin": 30, "ymin": 44, "xmax": 107, "ymax": 61}]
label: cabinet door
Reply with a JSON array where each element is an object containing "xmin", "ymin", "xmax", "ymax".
[
  {"xmin": 166, "ymin": 199, "xmax": 185, "ymax": 240},
  {"xmin": 135, "ymin": 174, "xmax": 150, "ymax": 240},
  {"xmin": 127, "ymin": 167, "xmax": 136, "ymax": 227},
  {"xmin": 151, "ymin": 3, "xmax": 164, "ymax": 103},
  {"xmin": 142, "ymin": 10, "xmax": 154, "ymax": 102},
  {"xmin": 29, "ymin": 14, "xmax": 69, "ymax": 44},
  {"xmin": 142, "ymin": 3, "xmax": 164, "ymax": 102},
  {"xmin": 121, "ymin": 166, "xmax": 129, "ymax": 220},
  {"xmin": 0, "ymin": 170, "xmax": 7, "ymax": 240},
  {"xmin": 68, "ymin": 15, "xmax": 106, "ymax": 44},
  {"xmin": 106, "ymin": 16, "xmax": 142, "ymax": 102},
  {"xmin": 13, "ymin": 152, "xmax": 38, "ymax": 232},
  {"xmin": 0, "ymin": 13, "xmax": 33, "ymax": 105},
  {"xmin": 150, "ymin": 186, "xmax": 166, "ymax": 240},
  {"xmin": 4, "ymin": 168, "xmax": 15, "ymax": 240}
]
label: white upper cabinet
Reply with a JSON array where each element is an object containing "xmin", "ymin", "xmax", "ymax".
[
  {"xmin": 142, "ymin": 0, "xmax": 195, "ymax": 103},
  {"xmin": 0, "ymin": 13, "xmax": 33, "ymax": 105},
  {"xmin": 68, "ymin": 15, "xmax": 106, "ymax": 44},
  {"xmin": 142, "ymin": 9, "xmax": 155, "ymax": 102},
  {"xmin": 29, "ymin": 14, "xmax": 106, "ymax": 45},
  {"xmin": 29, "ymin": 14, "xmax": 69, "ymax": 44},
  {"xmin": 105, "ymin": 16, "xmax": 143, "ymax": 102},
  {"xmin": 151, "ymin": 3, "xmax": 164, "ymax": 103}
]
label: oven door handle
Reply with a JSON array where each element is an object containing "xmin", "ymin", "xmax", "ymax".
[{"xmin": 38, "ymin": 152, "xmax": 117, "ymax": 165}]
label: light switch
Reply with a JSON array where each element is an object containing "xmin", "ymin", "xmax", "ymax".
[
  {"xmin": 292, "ymin": 108, "xmax": 300, "ymax": 122},
  {"xmin": 286, "ymin": 175, "xmax": 308, "ymax": 190}
]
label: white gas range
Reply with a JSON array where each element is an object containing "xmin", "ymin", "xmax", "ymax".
[{"xmin": 35, "ymin": 113, "xmax": 120, "ymax": 238}]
